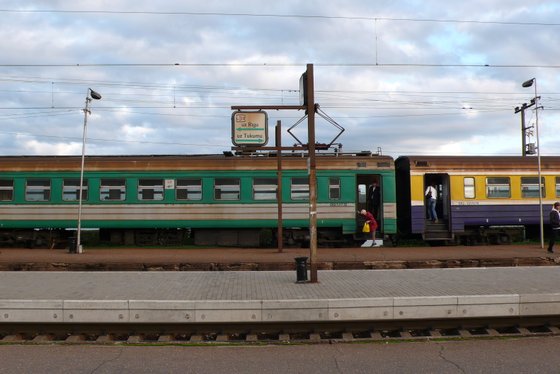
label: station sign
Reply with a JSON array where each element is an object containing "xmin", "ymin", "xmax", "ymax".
[{"xmin": 231, "ymin": 111, "xmax": 268, "ymax": 146}]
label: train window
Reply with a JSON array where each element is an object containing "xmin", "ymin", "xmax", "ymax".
[
  {"xmin": 214, "ymin": 178, "xmax": 240, "ymax": 200},
  {"xmin": 176, "ymin": 179, "xmax": 202, "ymax": 200},
  {"xmin": 291, "ymin": 177, "xmax": 309, "ymax": 200},
  {"xmin": 63, "ymin": 179, "xmax": 87, "ymax": 201},
  {"xmin": 253, "ymin": 178, "xmax": 277, "ymax": 200},
  {"xmin": 100, "ymin": 179, "xmax": 126, "ymax": 201},
  {"xmin": 0, "ymin": 179, "xmax": 14, "ymax": 201},
  {"xmin": 329, "ymin": 177, "xmax": 341, "ymax": 200},
  {"xmin": 358, "ymin": 184, "xmax": 367, "ymax": 203},
  {"xmin": 464, "ymin": 177, "xmax": 475, "ymax": 199},
  {"xmin": 521, "ymin": 177, "xmax": 545, "ymax": 198},
  {"xmin": 557, "ymin": 177, "xmax": 560, "ymax": 197},
  {"xmin": 25, "ymin": 179, "xmax": 51, "ymax": 201},
  {"xmin": 138, "ymin": 179, "xmax": 164, "ymax": 201},
  {"xmin": 486, "ymin": 177, "xmax": 510, "ymax": 198}
]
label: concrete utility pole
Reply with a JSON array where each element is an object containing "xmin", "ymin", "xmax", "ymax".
[
  {"xmin": 521, "ymin": 78, "xmax": 544, "ymax": 249},
  {"xmin": 514, "ymin": 98, "xmax": 536, "ymax": 156},
  {"xmin": 76, "ymin": 88, "xmax": 101, "ymax": 254}
]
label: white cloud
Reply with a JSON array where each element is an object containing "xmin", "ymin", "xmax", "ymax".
[
  {"xmin": 0, "ymin": 1, "xmax": 558, "ymax": 158},
  {"xmin": 119, "ymin": 123, "xmax": 155, "ymax": 141},
  {"xmin": 20, "ymin": 138, "xmax": 81, "ymax": 155}
]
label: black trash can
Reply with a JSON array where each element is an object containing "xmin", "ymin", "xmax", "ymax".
[
  {"xmin": 295, "ymin": 256, "xmax": 308, "ymax": 283},
  {"xmin": 68, "ymin": 236, "xmax": 77, "ymax": 254}
]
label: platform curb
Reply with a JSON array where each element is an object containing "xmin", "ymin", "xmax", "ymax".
[{"xmin": 1, "ymin": 293, "xmax": 559, "ymax": 324}]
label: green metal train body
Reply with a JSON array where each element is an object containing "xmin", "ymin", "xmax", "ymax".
[{"xmin": 0, "ymin": 153, "xmax": 396, "ymax": 247}]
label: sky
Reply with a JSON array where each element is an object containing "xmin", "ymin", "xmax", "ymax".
[{"xmin": 0, "ymin": 1, "xmax": 559, "ymax": 159}]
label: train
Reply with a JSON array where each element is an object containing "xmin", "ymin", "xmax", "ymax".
[{"xmin": 0, "ymin": 151, "xmax": 557, "ymax": 248}]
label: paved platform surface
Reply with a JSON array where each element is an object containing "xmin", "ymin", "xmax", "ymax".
[
  {"xmin": 1, "ymin": 267, "xmax": 560, "ymax": 324},
  {"xmin": 0, "ymin": 244, "xmax": 557, "ymax": 271}
]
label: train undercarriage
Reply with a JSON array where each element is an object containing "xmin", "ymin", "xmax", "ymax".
[
  {"xmin": 0, "ymin": 223, "xmax": 530, "ymax": 249},
  {"xmin": 0, "ymin": 229, "xmax": 62, "ymax": 249},
  {"xmin": 0, "ymin": 227, "xmax": 361, "ymax": 249}
]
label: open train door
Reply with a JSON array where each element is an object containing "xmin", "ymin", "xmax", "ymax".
[
  {"xmin": 356, "ymin": 174, "xmax": 382, "ymax": 237},
  {"xmin": 423, "ymin": 173, "xmax": 453, "ymax": 241}
]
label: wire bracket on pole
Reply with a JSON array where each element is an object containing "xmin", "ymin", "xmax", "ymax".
[{"xmin": 286, "ymin": 105, "xmax": 345, "ymax": 150}]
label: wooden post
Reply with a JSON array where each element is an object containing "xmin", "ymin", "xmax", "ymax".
[
  {"xmin": 276, "ymin": 120, "xmax": 283, "ymax": 252},
  {"xmin": 306, "ymin": 64, "xmax": 318, "ymax": 283}
]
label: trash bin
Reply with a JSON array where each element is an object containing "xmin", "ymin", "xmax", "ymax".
[
  {"xmin": 295, "ymin": 256, "xmax": 308, "ymax": 283},
  {"xmin": 68, "ymin": 236, "xmax": 77, "ymax": 254}
]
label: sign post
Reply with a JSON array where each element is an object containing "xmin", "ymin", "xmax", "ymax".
[
  {"xmin": 304, "ymin": 64, "xmax": 318, "ymax": 283},
  {"xmin": 231, "ymin": 64, "xmax": 319, "ymax": 283}
]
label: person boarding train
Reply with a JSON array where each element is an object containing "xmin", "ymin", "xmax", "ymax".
[{"xmin": 425, "ymin": 182, "xmax": 438, "ymax": 223}]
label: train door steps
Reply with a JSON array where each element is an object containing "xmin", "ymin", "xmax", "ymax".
[
  {"xmin": 423, "ymin": 221, "xmax": 453, "ymax": 241},
  {"xmin": 1, "ymin": 267, "xmax": 560, "ymax": 324},
  {"xmin": 360, "ymin": 239, "xmax": 383, "ymax": 247}
]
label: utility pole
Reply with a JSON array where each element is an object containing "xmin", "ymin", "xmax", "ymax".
[
  {"xmin": 305, "ymin": 64, "xmax": 318, "ymax": 283},
  {"xmin": 231, "ymin": 64, "xmax": 319, "ymax": 282},
  {"xmin": 514, "ymin": 98, "xmax": 536, "ymax": 156},
  {"xmin": 276, "ymin": 120, "xmax": 283, "ymax": 253},
  {"xmin": 521, "ymin": 78, "xmax": 544, "ymax": 249}
]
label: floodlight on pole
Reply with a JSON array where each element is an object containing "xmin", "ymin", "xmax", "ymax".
[
  {"xmin": 522, "ymin": 78, "xmax": 544, "ymax": 249},
  {"xmin": 75, "ymin": 88, "xmax": 101, "ymax": 254}
]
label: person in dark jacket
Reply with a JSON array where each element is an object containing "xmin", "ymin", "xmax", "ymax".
[
  {"xmin": 368, "ymin": 181, "xmax": 381, "ymax": 220},
  {"xmin": 548, "ymin": 202, "xmax": 560, "ymax": 253}
]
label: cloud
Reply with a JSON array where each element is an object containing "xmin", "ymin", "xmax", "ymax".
[
  {"xmin": 19, "ymin": 136, "xmax": 80, "ymax": 155},
  {"xmin": 0, "ymin": 1, "xmax": 558, "ymax": 160}
]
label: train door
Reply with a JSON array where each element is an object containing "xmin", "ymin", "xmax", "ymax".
[
  {"xmin": 356, "ymin": 175, "xmax": 382, "ymax": 230},
  {"xmin": 423, "ymin": 173, "xmax": 451, "ymax": 239}
]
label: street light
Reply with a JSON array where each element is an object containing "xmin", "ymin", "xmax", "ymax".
[
  {"xmin": 75, "ymin": 88, "xmax": 102, "ymax": 254},
  {"xmin": 522, "ymin": 78, "xmax": 544, "ymax": 249}
]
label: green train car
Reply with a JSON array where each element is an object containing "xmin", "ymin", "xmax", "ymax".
[{"xmin": 0, "ymin": 153, "xmax": 396, "ymax": 247}]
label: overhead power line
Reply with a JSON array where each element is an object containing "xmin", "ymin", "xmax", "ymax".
[
  {"xmin": 1, "ymin": 62, "xmax": 560, "ymax": 69},
  {"xmin": 0, "ymin": 9, "xmax": 559, "ymax": 27},
  {"xmin": 0, "ymin": 129, "xmax": 227, "ymax": 148}
]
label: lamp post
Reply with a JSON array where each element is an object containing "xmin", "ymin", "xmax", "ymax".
[
  {"xmin": 522, "ymin": 78, "xmax": 544, "ymax": 249},
  {"xmin": 75, "ymin": 88, "xmax": 102, "ymax": 254}
]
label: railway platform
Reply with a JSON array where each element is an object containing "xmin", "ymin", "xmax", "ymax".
[
  {"xmin": 2, "ymin": 244, "xmax": 559, "ymax": 326},
  {"xmin": 1, "ymin": 267, "xmax": 560, "ymax": 325},
  {"xmin": 0, "ymin": 243, "xmax": 557, "ymax": 271}
]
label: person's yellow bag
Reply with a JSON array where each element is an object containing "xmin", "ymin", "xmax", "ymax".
[{"xmin": 362, "ymin": 222, "xmax": 370, "ymax": 233}]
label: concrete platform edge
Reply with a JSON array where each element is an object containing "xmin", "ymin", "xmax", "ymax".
[{"xmin": 1, "ymin": 294, "xmax": 559, "ymax": 323}]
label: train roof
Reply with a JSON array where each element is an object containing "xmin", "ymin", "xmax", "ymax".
[
  {"xmin": 0, "ymin": 152, "xmax": 394, "ymax": 172},
  {"xmin": 396, "ymin": 155, "xmax": 560, "ymax": 172}
]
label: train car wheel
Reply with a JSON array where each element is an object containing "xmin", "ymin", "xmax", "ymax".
[{"xmin": 498, "ymin": 233, "xmax": 511, "ymax": 245}]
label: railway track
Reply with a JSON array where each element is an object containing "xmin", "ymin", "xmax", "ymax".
[{"xmin": 2, "ymin": 317, "xmax": 560, "ymax": 345}]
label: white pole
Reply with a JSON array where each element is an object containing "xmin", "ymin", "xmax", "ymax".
[
  {"xmin": 76, "ymin": 93, "xmax": 91, "ymax": 254},
  {"xmin": 534, "ymin": 80, "xmax": 544, "ymax": 249}
]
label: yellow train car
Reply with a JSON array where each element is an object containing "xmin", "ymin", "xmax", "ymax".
[{"xmin": 395, "ymin": 156, "xmax": 560, "ymax": 244}]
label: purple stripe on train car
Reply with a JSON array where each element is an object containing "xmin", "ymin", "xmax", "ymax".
[
  {"xmin": 411, "ymin": 204, "xmax": 549, "ymax": 234},
  {"xmin": 451, "ymin": 204, "xmax": 548, "ymax": 229},
  {"xmin": 411, "ymin": 206, "xmax": 427, "ymax": 233}
]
